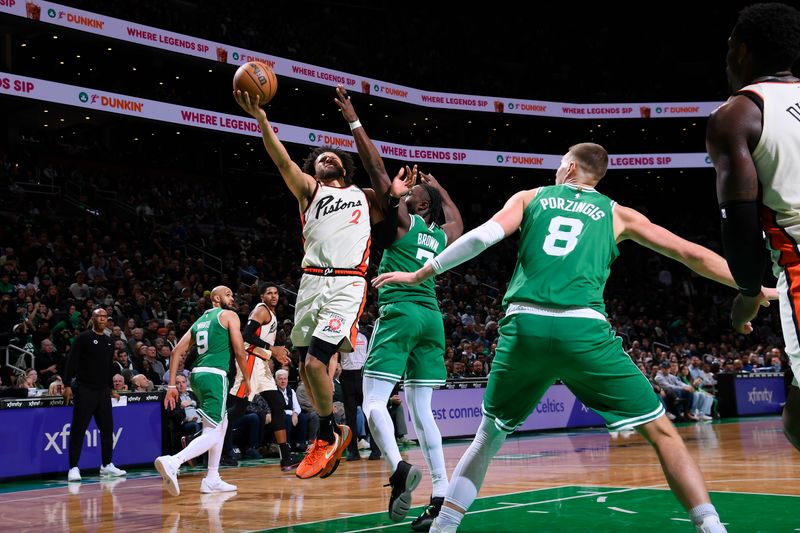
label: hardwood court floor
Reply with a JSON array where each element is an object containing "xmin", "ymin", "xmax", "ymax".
[{"xmin": 1, "ymin": 417, "xmax": 798, "ymax": 533}]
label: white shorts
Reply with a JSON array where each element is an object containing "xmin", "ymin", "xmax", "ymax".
[
  {"xmin": 230, "ymin": 355, "xmax": 276, "ymax": 401},
  {"xmin": 290, "ymin": 274, "xmax": 368, "ymax": 352},
  {"xmin": 777, "ymin": 271, "xmax": 800, "ymax": 387}
]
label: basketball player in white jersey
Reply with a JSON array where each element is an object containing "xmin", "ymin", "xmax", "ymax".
[
  {"xmin": 706, "ymin": 2, "xmax": 800, "ymax": 452},
  {"xmin": 235, "ymin": 89, "xmax": 385, "ymax": 479},
  {"xmin": 229, "ymin": 284, "xmax": 298, "ymax": 470}
]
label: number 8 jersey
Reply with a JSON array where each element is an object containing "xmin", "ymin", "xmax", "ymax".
[
  {"xmin": 190, "ymin": 307, "xmax": 231, "ymax": 371},
  {"xmin": 301, "ymin": 183, "xmax": 371, "ymax": 272},
  {"xmin": 503, "ymin": 184, "xmax": 618, "ymax": 316}
]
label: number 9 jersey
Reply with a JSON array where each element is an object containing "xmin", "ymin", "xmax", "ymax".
[
  {"xmin": 190, "ymin": 307, "xmax": 232, "ymax": 371},
  {"xmin": 503, "ymin": 184, "xmax": 619, "ymax": 316}
]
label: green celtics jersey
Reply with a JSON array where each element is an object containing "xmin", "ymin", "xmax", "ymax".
[
  {"xmin": 190, "ymin": 307, "xmax": 232, "ymax": 370},
  {"xmin": 503, "ymin": 184, "xmax": 619, "ymax": 315},
  {"xmin": 378, "ymin": 214, "xmax": 447, "ymax": 307}
]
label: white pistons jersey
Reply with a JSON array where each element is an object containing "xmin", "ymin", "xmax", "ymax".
[
  {"xmin": 246, "ymin": 302, "xmax": 277, "ymax": 350},
  {"xmin": 232, "ymin": 302, "xmax": 278, "ymax": 399},
  {"xmin": 301, "ymin": 183, "xmax": 371, "ymax": 273},
  {"xmin": 739, "ymin": 81, "xmax": 800, "ymax": 272}
]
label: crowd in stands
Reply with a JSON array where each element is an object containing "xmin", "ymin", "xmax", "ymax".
[{"xmin": 0, "ymin": 136, "xmax": 793, "ymax": 458}]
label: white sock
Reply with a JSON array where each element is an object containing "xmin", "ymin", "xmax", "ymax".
[
  {"xmin": 206, "ymin": 417, "xmax": 228, "ymax": 480},
  {"xmin": 446, "ymin": 416, "xmax": 508, "ymax": 512},
  {"xmin": 175, "ymin": 419, "xmax": 224, "ymax": 466},
  {"xmin": 436, "ymin": 505, "xmax": 464, "ymax": 528},
  {"xmin": 406, "ymin": 386, "xmax": 449, "ymax": 497},
  {"xmin": 690, "ymin": 503, "xmax": 719, "ymax": 525},
  {"xmin": 363, "ymin": 376, "xmax": 402, "ymax": 472}
]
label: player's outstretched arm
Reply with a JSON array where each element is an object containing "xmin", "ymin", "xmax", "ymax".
[
  {"xmin": 335, "ymin": 85, "xmax": 392, "ymax": 211},
  {"xmin": 373, "ymin": 189, "xmax": 534, "ymax": 288},
  {"xmin": 420, "ymin": 172, "xmax": 464, "ymax": 244},
  {"xmin": 234, "ymin": 90, "xmax": 316, "ymax": 204},
  {"xmin": 614, "ymin": 204, "xmax": 774, "ymax": 332}
]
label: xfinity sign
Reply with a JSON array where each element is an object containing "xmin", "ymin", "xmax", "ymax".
[{"xmin": 43, "ymin": 423, "xmax": 123, "ymax": 455}]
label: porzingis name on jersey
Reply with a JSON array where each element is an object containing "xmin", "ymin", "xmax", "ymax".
[
  {"xmin": 418, "ymin": 233, "xmax": 441, "ymax": 253},
  {"xmin": 539, "ymin": 196, "xmax": 606, "ymax": 221},
  {"xmin": 314, "ymin": 195, "xmax": 363, "ymax": 220}
]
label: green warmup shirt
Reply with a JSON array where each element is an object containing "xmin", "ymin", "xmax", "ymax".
[
  {"xmin": 377, "ymin": 214, "xmax": 447, "ymax": 308},
  {"xmin": 503, "ymin": 184, "xmax": 619, "ymax": 315},
  {"xmin": 190, "ymin": 307, "xmax": 231, "ymax": 370}
]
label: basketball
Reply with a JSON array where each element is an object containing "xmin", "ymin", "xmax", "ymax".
[{"xmin": 233, "ymin": 61, "xmax": 278, "ymax": 105}]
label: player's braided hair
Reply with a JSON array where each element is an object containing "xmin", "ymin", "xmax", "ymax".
[{"xmin": 421, "ymin": 183, "xmax": 444, "ymax": 225}]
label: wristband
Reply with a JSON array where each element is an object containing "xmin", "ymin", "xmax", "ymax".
[
  {"xmin": 167, "ymin": 385, "xmax": 177, "ymax": 389},
  {"xmin": 349, "ymin": 119, "xmax": 362, "ymax": 131}
]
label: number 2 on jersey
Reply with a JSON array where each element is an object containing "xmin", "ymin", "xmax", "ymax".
[
  {"xmin": 349, "ymin": 209, "xmax": 361, "ymax": 224},
  {"xmin": 196, "ymin": 330, "xmax": 209, "ymax": 354},
  {"xmin": 542, "ymin": 216, "xmax": 584, "ymax": 256}
]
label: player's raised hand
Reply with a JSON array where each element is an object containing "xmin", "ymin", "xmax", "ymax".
[
  {"xmin": 234, "ymin": 90, "xmax": 266, "ymax": 122},
  {"xmin": 390, "ymin": 165, "xmax": 416, "ymax": 198},
  {"xmin": 419, "ymin": 171, "xmax": 442, "ymax": 190},
  {"xmin": 334, "ymin": 84, "xmax": 358, "ymax": 123}
]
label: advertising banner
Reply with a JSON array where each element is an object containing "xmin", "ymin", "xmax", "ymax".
[
  {"xmin": 0, "ymin": 1, "xmax": 723, "ymax": 119},
  {"xmin": 399, "ymin": 384, "xmax": 605, "ymax": 439},
  {"xmin": 0, "ymin": 400, "xmax": 162, "ymax": 479},
  {"xmin": 733, "ymin": 375, "xmax": 786, "ymax": 416},
  {"xmin": 0, "ymin": 72, "xmax": 714, "ymax": 171}
]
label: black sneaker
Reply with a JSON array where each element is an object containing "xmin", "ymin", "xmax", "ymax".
[
  {"xmin": 280, "ymin": 453, "xmax": 300, "ymax": 472},
  {"xmin": 368, "ymin": 450, "xmax": 382, "ymax": 460},
  {"xmin": 411, "ymin": 496, "xmax": 444, "ymax": 531},
  {"xmin": 386, "ymin": 460, "xmax": 422, "ymax": 522},
  {"xmin": 219, "ymin": 454, "xmax": 238, "ymax": 467}
]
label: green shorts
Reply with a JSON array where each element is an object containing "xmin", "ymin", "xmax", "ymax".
[
  {"xmin": 364, "ymin": 301, "xmax": 446, "ymax": 387},
  {"xmin": 190, "ymin": 368, "xmax": 229, "ymax": 427},
  {"xmin": 484, "ymin": 312, "xmax": 663, "ymax": 432}
]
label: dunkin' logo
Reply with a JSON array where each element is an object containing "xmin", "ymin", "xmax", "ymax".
[{"xmin": 81, "ymin": 92, "xmax": 143, "ymax": 112}]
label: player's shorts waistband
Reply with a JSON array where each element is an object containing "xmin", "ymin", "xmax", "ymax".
[
  {"xmin": 303, "ymin": 266, "xmax": 366, "ymax": 277},
  {"xmin": 506, "ymin": 302, "xmax": 607, "ymax": 321},
  {"xmin": 192, "ymin": 367, "xmax": 228, "ymax": 377}
]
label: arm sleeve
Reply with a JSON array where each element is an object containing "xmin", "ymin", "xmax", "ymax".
[
  {"xmin": 720, "ymin": 200, "xmax": 766, "ymax": 297},
  {"xmin": 242, "ymin": 319, "xmax": 269, "ymax": 349},
  {"xmin": 427, "ymin": 220, "xmax": 505, "ymax": 274}
]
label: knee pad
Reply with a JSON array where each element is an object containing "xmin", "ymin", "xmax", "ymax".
[{"xmin": 307, "ymin": 336, "xmax": 341, "ymax": 366}]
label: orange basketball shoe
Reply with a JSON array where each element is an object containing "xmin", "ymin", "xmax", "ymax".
[
  {"xmin": 320, "ymin": 424, "xmax": 352, "ymax": 479},
  {"xmin": 295, "ymin": 424, "xmax": 352, "ymax": 479}
]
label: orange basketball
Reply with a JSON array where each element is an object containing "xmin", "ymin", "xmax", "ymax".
[{"xmin": 233, "ymin": 61, "xmax": 278, "ymax": 105}]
